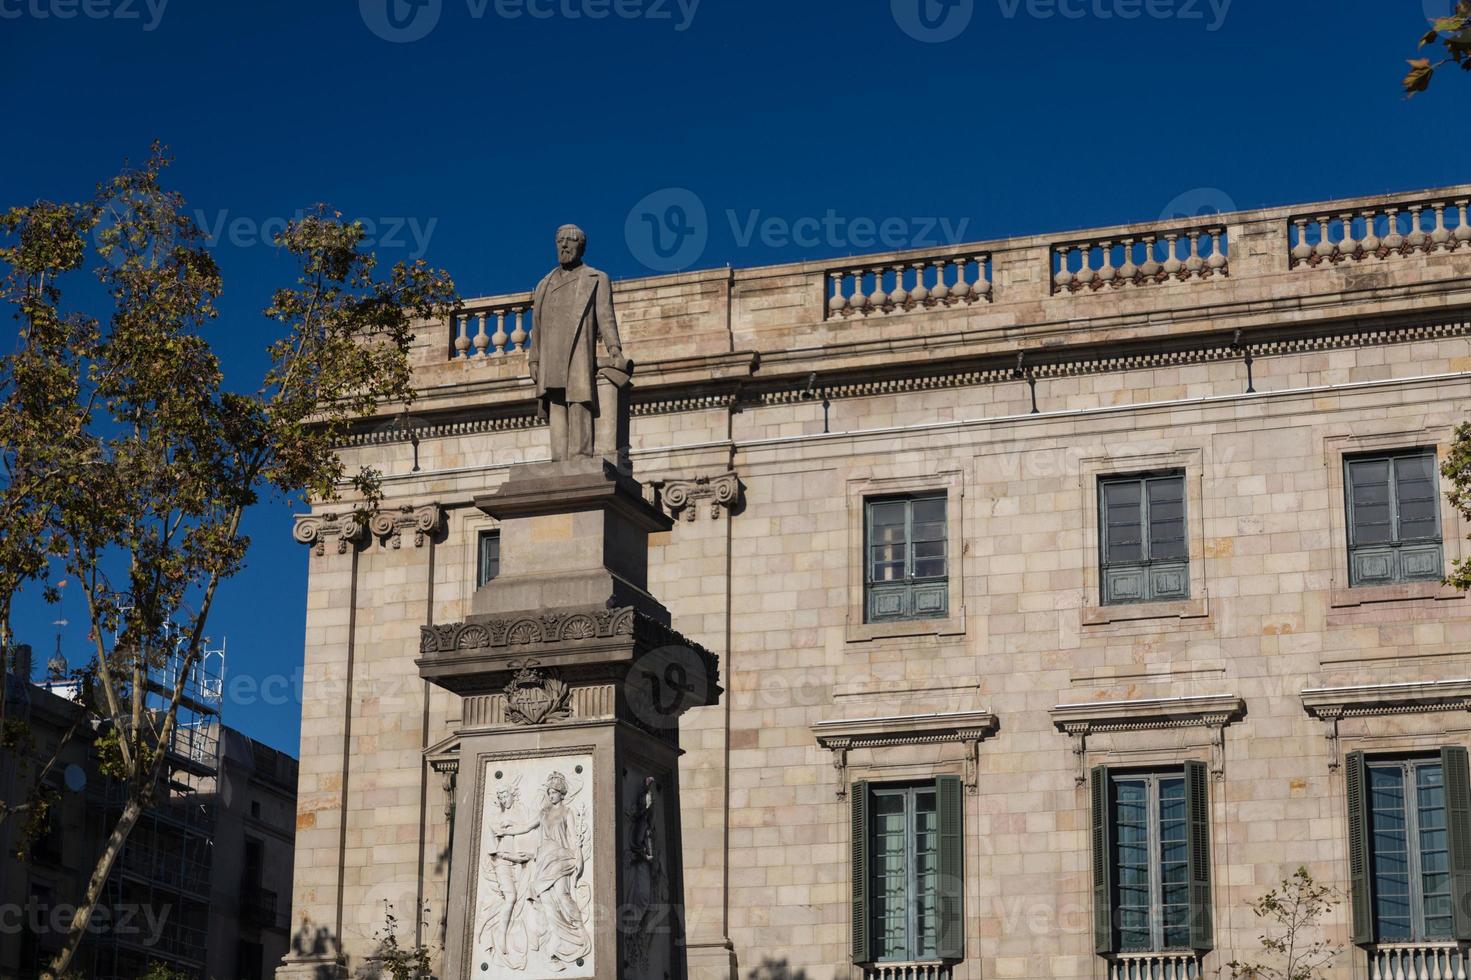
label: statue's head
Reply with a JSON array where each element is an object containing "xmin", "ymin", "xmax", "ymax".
[
  {"xmin": 546, "ymin": 771, "xmax": 569, "ymax": 801},
  {"xmin": 495, "ymin": 786, "xmax": 516, "ymax": 810},
  {"xmin": 556, "ymin": 225, "xmax": 587, "ymax": 267}
]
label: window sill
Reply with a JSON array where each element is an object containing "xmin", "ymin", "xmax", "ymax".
[
  {"xmin": 1330, "ymin": 580, "xmax": 1463, "ymax": 608},
  {"xmin": 847, "ymin": 612, "xmax": 965, "ymax": 644},
  {"xmin": 1082, "ymin": 597, "xmax": 1208, "ymax": 627}
]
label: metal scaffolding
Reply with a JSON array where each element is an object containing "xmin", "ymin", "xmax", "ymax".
[{"xmin": 86, "ymin": 631, "xmax": 226, "ymax": 980}]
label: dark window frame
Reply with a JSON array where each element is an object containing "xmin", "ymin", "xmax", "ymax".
[
  {"xmin": 476, "ymin": 529, "xmax": 501, "ymax": 589},
  {"xmin": 1108, "ymin": 769, "xmax": 1191, "ymax": 953},
  {"xmin": 1098, "ymin": 471, "xmax": 1190, "ymax": 606},
  {"xmin": 863, "ymin": 492, "xmax": 949, "ymax": 624},
  {"xmin": 1344, "ymin": 448, "xmax": 1444, "ymax": 588}
]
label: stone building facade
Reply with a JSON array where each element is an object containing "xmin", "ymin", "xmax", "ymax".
[{"xmin": 284, "ymin": 186, "xmax": 1471, "ymax": 980}]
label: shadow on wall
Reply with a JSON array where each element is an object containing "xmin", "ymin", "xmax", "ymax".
[{"xmin": 748, "ymin": 961, "xmax": 811, "ymax": 980}]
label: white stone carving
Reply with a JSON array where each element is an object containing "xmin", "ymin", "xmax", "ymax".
[{"xmin": 470, "ymin": 754, "xmax": 595, "ymax": 978}]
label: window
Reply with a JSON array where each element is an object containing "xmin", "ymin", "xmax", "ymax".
[
  {"xmin": 1346, "ymin": 748, "xmax": 1471, "ymax": 946},
  {"xmin": 865, "ymin": 494, "xmax": 948, "ymax": 623},
  {"xmin": 476, "ymin": 530, "xmax": 501, "ymax": 589},
  {"xmin": 851, "ymin": 777, "xmax": 963, "ymax": 965},
  {"xmin": 1098, "ymin": 472, "xmax": 1189, "ymax": 605},
  {"xmin": 1345, "ymin": 450, "xmax": 1443, "ymax": 587},
  {"xmin": 1092, "ymin": 762, "xmax": 1212, "ymax": 956}
]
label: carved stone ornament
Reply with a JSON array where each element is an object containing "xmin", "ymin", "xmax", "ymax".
[
  {"xmin": 369, "ymin": 503, "xmax": 443, "ymax": 549},
  {"xmin": 292, "ymin": 512, "xmax": 369, "ymax": 556},
  {"xmin": 659, "ymin": 472, "xmax": 741, "ymax": 522},
  {"xmin": 1049, "ymin": 694, "xmax": 1246, "ymax": 785},
  {"xmin": 503, "ymin": 660, "xmax": 572, "ymax": 726},
  {"xmin": 1301, "ymin": 679, "xmax": 1471, "ymax": 772}
]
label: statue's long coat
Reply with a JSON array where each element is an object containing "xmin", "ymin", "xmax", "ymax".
[{"xmin": 530, "ymin": 263, "xmax": 621, "ymax": 417}]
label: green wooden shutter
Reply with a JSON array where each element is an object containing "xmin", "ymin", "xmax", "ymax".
[
  {"xmin": 851, "ymin": 781, "xmax": 870, "ymax": 963},
  {"xmin": 1345, "ymin": 751, "xmax": 1374, "ymax": 946},
  {"xmin": 936, "ymin": 775, "xmax": 965, "ymax": 960},
  {"xmin": 1441, "ymin": 746, "xmax": 1471, "ymax": 941},
  {"xmin": 1184, "ymin": 760, "xmax": 1214, "ymax": 951},
  {"xmin": 1090, "ymin": 765, "xmax": 1115, "ymax": 954}
]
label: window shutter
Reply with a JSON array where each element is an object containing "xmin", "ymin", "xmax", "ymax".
[
  {"xmin": 850, "ymin": 781, "xmax": 870, "ymax": 964},
  {"xmin": 936, "ymin": 775, "xmax": 965, "ymax": 961},
  {"xmin": 1090, "ymin": 765, "xmax": 1115, "ymax": 954},
  {"xmin": 1345, "ymin": 750, "xmax": 1375, "ymax": 946},
  {"xmin": 1441, "ymin": 746, "xmax": 1471, "ymax": 941},
  {"xmin": 1184, "ymin": 760, "xmax": 1214, "ymax": 951}
]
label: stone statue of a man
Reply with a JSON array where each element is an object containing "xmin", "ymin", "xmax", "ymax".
[{"xmin": 529, "ymin": 225, "xmax": 630, "ymax": 461}]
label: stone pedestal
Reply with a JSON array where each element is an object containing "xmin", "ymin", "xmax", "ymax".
[{"xmin": 419, "ymin": 459, "xmax": 720, "ymax": 980}]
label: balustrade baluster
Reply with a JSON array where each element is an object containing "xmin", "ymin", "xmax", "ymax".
[
  {"xmin": 472, "ymin": 312, "xmax": 490, "ymax": 356},
  {"xmin": 1456, "ymin": 201, "xmax": 1471, "ymax": 246},
  {"xmin": 1336, "ymin": 212, "xmax": 1357, "ymax": 260},
  {"xmin": 510, "ymin": 307, "xmax": 528, "ymax": 350},
  {"xmin": 889, "ymin": 264, "xmax": 909, "ymax": 307},
  {"xmin": 1394, "ymin": 948, "xmax": 1407, "ymax": 980},
  {"xmin": 1096, "ymin": 240, "xmax": 1115, "ymax": 285},
  {"xmin": 1457, "ymin": 946, "xmax": 1468, "ymax": 979},
  {"xmin": 828, "ymin": 272, "xmax": 848, "ymax": 315},
  {"xmin": 1119, "ymin": 237, "xmax": 1138, "ymax": 282},
  {"xmin": 851, "ymin": 269, "xmax": 872, "ymax": 311},
  {"xmin": 1079, "ymin": 244, "xmax": 1100, "ymax": 287},
  {"xmin": 1141, "ymin": 235, "xmax": 1162, "ymax": 278},
  {"xmin": 1185, "ymin": 230, "xmax": 1204, "ymax": 276},
  {"xmin": 1385, "ymin": 207, "xmax": 1405, "ymax": 251},
  {"xmin": 869, "ymin": 266, "xmax": 889, "ymax": 310},
  {"xmin": 1408, "ymin": 205, "xmax": 1429, "ymax": 250},
  {"xmin": 1313, "ymin": 216, "xmax": 1335, "ymax": 261},
  {"xmin": 974, "ymin": 256, "xmax": 992, "ymax": 298},
  {"xmin": 1055, "ymin": 245, "xmax": 1074, "ymax": 291},
  {"xmin": 454, "ymin": 314, "xmax": 471, "ymax": 358},
  {"xmin": 1291, "ymin": 218, "xmax": 1313, "ymax": 264},
  {"xmin": 1162, "ymin": 234, "xmax": 1182, "ymax": 276},
  {"xmin": 491, "ymin": 311, "xmax": 509, "ymax": 353},
  {"xmin": 950, "ymin": 257, "xmax": 971, "ymax": 299},
  {"xmin": 1361, "ymin": 209, "xmax": 1381, "ymax": 255},
  {"xmin": 1432, "ymin": 203, "xmax": 1452, "ymax": 247},
  {"xmin": 1207, "ymin": 228, "xmax": 1228, "ymax": 271},
  {"xmin": 910, "ymin": 261, "xmax": 930, "ymax": 304},
  {"xmin": 930, "ymin": 259, "xmax": 950, "ymax": 301}
]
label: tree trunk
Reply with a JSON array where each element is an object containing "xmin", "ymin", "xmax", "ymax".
[{"xmin": 43, "ymin": 794, "xmax": 144, "ymax": 980}]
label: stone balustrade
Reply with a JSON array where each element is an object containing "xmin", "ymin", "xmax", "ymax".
[
  {"xmin": 451, "ymin": 292, "xmax": 533, "ymax": 359},
  {"xmin": 1369, "ymin": 943, "xmax": 1470, "ymax": 980},
  {"xmin": 1106, "ymin": 951, "xmax": 1200, "ymax": 980},
  {"xmin": 864, "ymin": 961, "xmax": 953, "ymax": 980},
  {"xmin": 1290, "ymin": 195, "xmax": 1471, "ymax": 268},
  {"xmin": 826, "ymin": 253, "xmax": 992, "ymax": 319},
  {"xmin": 424, "ymin": 185, "xmax": 1471, "ymax": 381},
  {"xmin": 1052, "ymin": 225, "xmax": 1228, "ymax": 294}
]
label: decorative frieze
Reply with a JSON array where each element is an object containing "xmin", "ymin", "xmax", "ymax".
[
  {"xmin": 291, "ymin": 512, "xmax": 369, "ymax": 556},
  {"xmin": 657, "ymin": 472, "xmax": 742, "ymax": 522},
  {"xmin": 811, "ymin": 710, "xmax": 999, "ymax": 799},
  {"xmin": 369, "ymin": 503, "xmax": 442, "ymax": 549},
  {"xmin": 1049, "ymin": 694, "xmax": 1246, "ymax": 785},
  {"xmin": 420, "ymin": 607, "xmax": 637, "ymax": 655},
  {"xmin": 1301, "ymin": 679, "xmax": 1471, "ymax": 772}
]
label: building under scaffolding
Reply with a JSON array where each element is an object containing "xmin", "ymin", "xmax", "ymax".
[{"xmin": 87, "ymin": 639, "xmax": 227, "ymax": 980}]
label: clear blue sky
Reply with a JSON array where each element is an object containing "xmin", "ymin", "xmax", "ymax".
[{"xmin": 3, "ymin": 0, "xmax": 1467, "ymax": 756}]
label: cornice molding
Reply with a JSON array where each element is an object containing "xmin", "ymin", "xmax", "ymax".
[
  {"xmin": 1301, "ymin": 679, "xmax": 1471, "ymax": 772},
  {"xmin": 1050, "ymin": 695, "xmax": 1246, "ymax": 785},
  {"xmin": 811, "ymin": 710, "xmax": 999, "ymax": 798}
]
